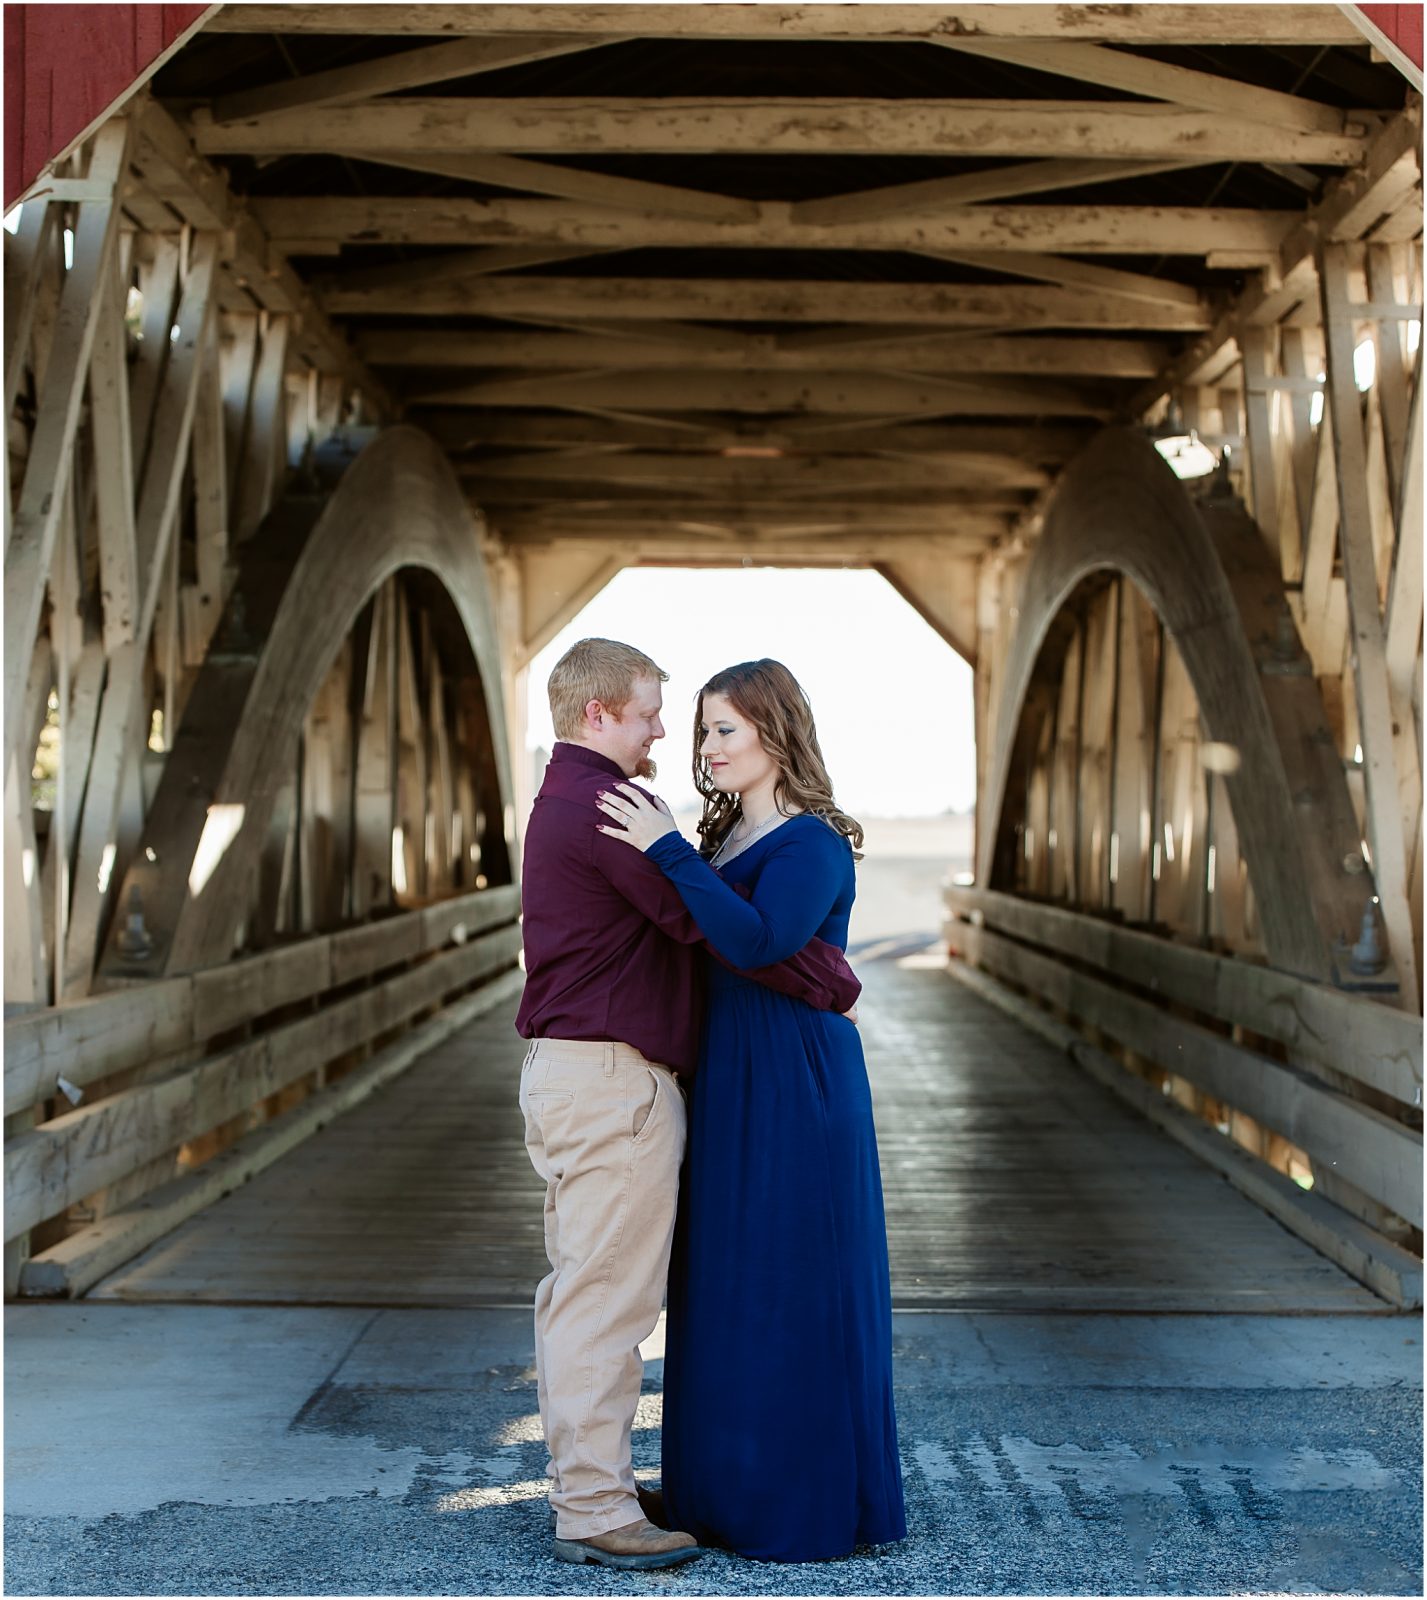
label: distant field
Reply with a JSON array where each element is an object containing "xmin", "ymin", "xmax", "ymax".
[{"xmin": 852, "ymin": 814, "xmax": 974, "ymax": 948}]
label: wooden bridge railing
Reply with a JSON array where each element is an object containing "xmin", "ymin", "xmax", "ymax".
[
  {"xmin": 945, "ymin": 884, "xmax": 1423, "ymax": 1307},
  {"xmin": 4, "ymin": 884, "xmax": 521, "ymax": 1298}
]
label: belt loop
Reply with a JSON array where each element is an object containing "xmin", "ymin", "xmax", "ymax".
[{"xmin": 604, "ymin": 1044, "xmax": 616, "ymax": 1078}]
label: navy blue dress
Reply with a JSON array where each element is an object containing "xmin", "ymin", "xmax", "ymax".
[{"xmin": 644, "ymin": 815, "xmax": 906, "ymax": 1563}]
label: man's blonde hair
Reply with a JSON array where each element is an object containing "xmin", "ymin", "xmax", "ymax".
[{"xmin": 548, "ymin": 637, "xmax": 668, "ymax": 740}]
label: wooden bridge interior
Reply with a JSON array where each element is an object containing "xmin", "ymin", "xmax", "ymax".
[{"xmin": 3, "ymin": 5, "xmax": 1422, "ymax": 1315}]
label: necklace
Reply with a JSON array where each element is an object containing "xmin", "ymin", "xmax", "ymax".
[{"xmin": 709, "ymin": 807, "xmax": 788, "ymax": 868}]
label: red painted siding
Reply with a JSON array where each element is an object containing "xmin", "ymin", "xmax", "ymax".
[
  {"xmin": 1353, "ymin": 3, "xmax": 1425, "ymax": 70},
  {"xmin": 4, "ymin": 3, "xmax": 210, "ymax": 209}
]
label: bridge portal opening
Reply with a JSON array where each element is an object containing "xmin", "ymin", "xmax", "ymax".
[{"xmin": 521, "ymin": 564, "xmax": 977, "ymax": 951}]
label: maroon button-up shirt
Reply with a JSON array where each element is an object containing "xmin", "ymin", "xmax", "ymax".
[{"xmin": 515, "ymin": 742, "xmax": 861, "ymax": 1074}]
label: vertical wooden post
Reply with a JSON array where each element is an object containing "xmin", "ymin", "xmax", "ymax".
[
  {"xmin": 1071, "ymin": 612, "xmax": 1088, "ymax": 906},
  {"xmin": 232, "ymin": 313, "xmax": 291, "ymax": 545},
  {"xmin": 1318, "ymin": 241, "xmax": 1419, "ymax": 1006},
  {"xmin": 128, "ymin": 234, "xmax": 181, "ymax": 482},
  {"xmin": 4, "ymin": 196, "xmax": 61, "ymax": 416},
  {"xmin": 1105, "ymin": 579, "xmax": 1124, "ymax": 909},
  {"xmin": 1146, "ymin": 617, "xmax": 1166, "ymax": 927},
  {"xmin": 1278, "ymin": 327, "xmax": 1322, "ymax": 588},
  {"xmin": 1240, "ymin": 327, "xmax": 1284, "ymax": 571},
  {"xmin": 4, "ymin": 119, "xmax": 133, "ymax": 773}
]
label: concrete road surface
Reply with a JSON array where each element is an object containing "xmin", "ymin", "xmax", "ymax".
[{"xmin": 5, "ymin": 1304, "xmax": 1420, "ymax": 1596}]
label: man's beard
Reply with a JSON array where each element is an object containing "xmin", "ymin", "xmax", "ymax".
[{"xmin": 635, "ymin": 756, "xmax": 656, "ymax": 780}]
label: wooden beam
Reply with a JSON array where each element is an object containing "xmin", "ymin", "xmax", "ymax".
[
  {"xmin": 956, "ymin": 920, "xmax": 1422, "ymax": 1225},
  {"xmin": 473, "ymin": 480, "xmax": 1028, "ymax": 514},
  {"xmin": 193, "ymin": 100, "xmax": 1366, "ymax": 166},
  {"xmin": 232, "ymin": 313, "xmax": 290, "ymax": 545},
  {"xmin": 946, "ymin": 884, "xmax": 1423, "ymax": 1106},
  {"xmin": 489, "ymin": 500, "xmax": 1010, "ymax": 534},
  {"xmin": 1319, "ymin": 242, "xmax": 1419, "ymax": 1008},
  {"xmin": 469, "ymin": 450, "xmax": 1050, "ymax": 491},
  {"xmin": 3, "ymin": 196, "xmax": 62, "ymax": 417},
  {"xmin": 493, "ymin": 528, "xmax": 1002, "ymax": 561},
  {"xmin": 63, "ymin": 240, "xmax": 219, "ymax": 998},
  {"xmin": 948, "ymin": 956, "xmax": 1421, "ymax": 1308},
  {"xmin": 418, "ymin": 367, "xmax": 1114, "ymax": 417},
  {"xmin": 1240, "ymin": 326, "xmax": 1285, "ymax": 571},
  {"xmin": 314, "ymin": 245, "xmax": 613, "ymax": 296},
  {"xmin": 205, "ymin": 7, "xmax": 1367, "ymax": 46},
  {"xmin": 918, "ymin": 250, "xmax": 1205, "ymax": 310},
  {"xmin": 212, "ymin": 34, "xmax": 629, "ymax": 123},
  {"xmin": 4, "ymin": 120, "xmax": 132, "ymax": 778},
  {"xmin": 938, "ymin": 38, "xmax": 1348, "ymax": 135},
  {"xmin": 352, "ymin": 150, "xmax": 760, "ymax": 224},
  {"xmin": 17, "ymin": 967, "xmax": 523, "ymax": 1300},
  {"xmin": 6, "ymin": 927, "xmax": 519, "ymax": 1240},
  {"xmin": 262, "ymin": 195, "xmax": 1293, "ymax": 260},
  {"xmin": 134, "ymin": 100, "xmax": 391, "ymax": 415},
  {"xmin": 1131, "ymin": 107, "xmax": 1423, "ymax": 420},
  {"xmin": 422, "ymin": 410, "xmax": 1090, "ymax": 459},
  {"xmin": 359, "ymin": 328, "xmax": 1168, "ymax": 378},
  {"xmin": 88, "ymin": 245, "xmax": 140, "ymax": 653},
  {"xmin": 324, "ymin": 274, "xmax": 1212, "ymax": 330},
  {"xmin": 1385, "ymin": 355, "xmax": 1424, "ymax": 702},
  {"xmin": 792, "ymin": 158, "xmax": 1198, "ymax": 226}
]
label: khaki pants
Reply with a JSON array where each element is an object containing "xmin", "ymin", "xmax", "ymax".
[{"xmin": 519, "ymin": 1037, "xmax": 687, "ymax": 1539}]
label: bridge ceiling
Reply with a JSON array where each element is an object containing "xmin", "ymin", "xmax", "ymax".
[{"xmin": 132, "ymin": 3, "xmax": 1410, "ymax": 566}]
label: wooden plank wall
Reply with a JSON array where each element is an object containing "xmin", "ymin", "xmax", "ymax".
[
  {"xmin": 3, "ymin": 106, "xmax": 392, "ymax": 1009},
  {"xmin": 975, "ymin": 113, "xmax": 1424, "ymax": 1005},
  {"xmin": 3, "ymin": 884, "xmax": 521, "ymax": 1298},
  {"xmin": 945, "ymin": 886, "xmax": 1423, "ymax": 1305},
  {"xmin": 2, "ymin": 107, "xmax": 518, "ymax": 1300}
]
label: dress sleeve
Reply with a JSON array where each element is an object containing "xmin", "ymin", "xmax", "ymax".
[
  {"xmin": 592, "ymin": 815, "xmax": 859, "ymax": 1011},
  {"xmin": 644, "ymin": 819, "xmax": 847, "ymax": 969}
]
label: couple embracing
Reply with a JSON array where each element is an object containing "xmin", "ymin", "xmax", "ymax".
[{"xmin": 516, "ymin": 638, "xmax": 906, "ymax": 1569}]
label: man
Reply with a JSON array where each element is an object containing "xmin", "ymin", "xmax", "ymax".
[{"xmin": 517, "ymin": 637, "xmax": 861, "ymax": 1571}]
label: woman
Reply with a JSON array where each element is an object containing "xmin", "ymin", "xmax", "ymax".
[{"xmin": 595, "ymin": 659, "xmax": 905, "ymax": 1564}]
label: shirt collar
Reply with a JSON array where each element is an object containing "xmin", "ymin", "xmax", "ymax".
[{"xmin": 550, "ymin": 741, "xmax": 629, "ymax": 781}]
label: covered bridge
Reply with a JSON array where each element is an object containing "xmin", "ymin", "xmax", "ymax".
[{"xmin": 3, "ymin": 4, "xmax": 1422, "ymax": 1316}]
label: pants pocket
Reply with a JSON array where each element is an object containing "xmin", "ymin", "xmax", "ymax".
[{"xmin": 631, "ymin": 1067, "xmax": 663, "ymax": 1143}]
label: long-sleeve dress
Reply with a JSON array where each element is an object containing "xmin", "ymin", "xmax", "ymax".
[{"xmin": 644, "ymin": 814, "xmax": 906, "ymax": 1563}]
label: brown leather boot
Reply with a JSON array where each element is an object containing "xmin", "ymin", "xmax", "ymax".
[{"xmin": 553, "ymin": 1516, "xmax": 703, "ymax": 1570}]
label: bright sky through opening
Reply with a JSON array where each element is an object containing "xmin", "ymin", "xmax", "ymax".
[{"xmin": 527, "ymin": 568, "xmax": 976, "ymax": 818}]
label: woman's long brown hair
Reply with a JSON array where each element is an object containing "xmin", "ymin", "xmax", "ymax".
[{"xmin": 691, "ymin": 659, "xmax": 864, "ymax": 861}]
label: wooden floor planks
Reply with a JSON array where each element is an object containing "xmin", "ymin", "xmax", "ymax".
[{"xmin": 90, "ymin": 954, "xmax": 1386, "ymax": 1312}]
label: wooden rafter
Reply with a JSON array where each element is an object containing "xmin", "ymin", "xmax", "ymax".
[
  {"xmin": 420, "ymin": 412, "xmax": 1090, "ymax": 459},
  {"xmin": 192, "ymin": 99, "xmax": 1368, "ymax": 165},
  {"xmin": 935, "ymin": 39, "xmax": 1350, "ymax": 135},
  {"xmin": 413, "ymin": 367, "xmax": 1116, "ymax": 418},
  {"xmin": 4, "ymin": 119, "xmax": 133, "ymax": 777},
  {"xmin": 322, "ymin": 274, "xmax": 1212, "ymax": 330},
  {"xmin": 791, "ymin": 159, "xmax": 1203, "ymax": 226},
  {"xmin": 211, "ymin": 34, "xmax": 632, "ymax": 123},
  {"xmin": 352, "ymin": 151, "xmax": 760, "ymax": 224},
  {"xmin": 358, "ymin": 329, "xmax": 1170, "ymax": 379},
  {"xmin": 203, "ymin": 6, "xmax": 1367, "ymax": 46},
  {"xmin": 260, "ymin": 196, "xmax": 1292, "ymax": 259}
]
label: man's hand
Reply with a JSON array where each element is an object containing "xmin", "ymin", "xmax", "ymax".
[{"xmin": 843, "ymin": 1005, "xmax": 859, "ymax": 1026}]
